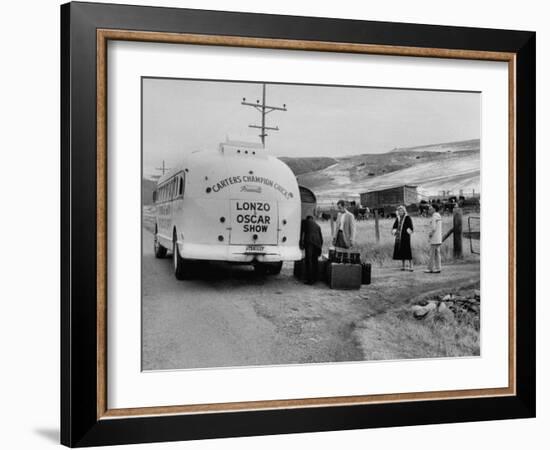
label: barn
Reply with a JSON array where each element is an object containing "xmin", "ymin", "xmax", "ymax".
[
  {"xmin": 360, "ymin": 185, "xmax": 418, "ymax": 210},
  {"xmin": 299, "ymin": 185, "xmax": 317, "ymax": 220}
]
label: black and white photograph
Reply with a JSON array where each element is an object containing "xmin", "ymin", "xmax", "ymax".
[{"xmin": 141, "ymin": 78, "xmax": 482, "ymax": 371}]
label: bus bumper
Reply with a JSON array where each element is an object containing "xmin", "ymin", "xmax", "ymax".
[{"xmin": 179, "ymin": 242, "xmax": 303, "ymax": 262}]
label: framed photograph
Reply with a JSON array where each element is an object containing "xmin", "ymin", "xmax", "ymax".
[{"xmin": 61, "ymin": 2, "xmax": 535, "ymax": 447}]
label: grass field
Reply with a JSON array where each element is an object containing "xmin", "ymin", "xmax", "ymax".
[
  {"xmin": 353, "ymin": 282, "xmax": 480, "ymax": 360},
  {"xmin": 318, "ymin": 214, "xmax": 480, "ymax": 267}
]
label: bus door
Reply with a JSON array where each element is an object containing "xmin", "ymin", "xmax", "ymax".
[{"xmin": 229, "ymin": 199, "xmax": 278, "ymax": 246}]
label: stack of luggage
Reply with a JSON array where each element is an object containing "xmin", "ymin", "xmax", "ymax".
[
  {"xmin": 326, "ymin": 249, "xmax": 371, "ymax": 290},
  {"xmin": 294, "ymin": 249, "xmax": 372, "ymax": 289}
]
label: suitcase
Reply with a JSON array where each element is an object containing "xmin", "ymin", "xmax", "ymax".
[
  {"xmin": 293, "ymin": 259, "xmax": 303, "ymax": 278},
  {"xmin": 294, "ymin": 258, "xmax": 328, "ymax": 282},
  {"xmin": 317, "ymin": 258, "xmax": 328, "ymax": 282},
  {"xmin": 361, "ymin": 262, "xmax": 372, "ymax": 285},
  {"xmin": 326, "ymin": 262, "xmax": 362, "ymax": 290}
]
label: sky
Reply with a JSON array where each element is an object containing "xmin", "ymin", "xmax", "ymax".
[{"xmin": 142, "ymin": 78, "xmax": 480, "ymax": 178}]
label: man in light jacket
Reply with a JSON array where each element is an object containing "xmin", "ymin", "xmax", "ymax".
[
  {"xmin": 333, "ymin": 200, "xmax": 356, "ymax": 249},
  {"xmin": 425, "ymin": 204, "xmax": 442, "ymax": 273}
]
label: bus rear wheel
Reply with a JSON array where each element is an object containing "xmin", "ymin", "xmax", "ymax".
[
  {"xmin": 172, "ymin": 234, "xmax": 188, "ymax": 280},
  {"xmin": 255, "ymin": 261, "xmax": 283, "ymax": 275},
  {"xmin": 154, "ymin": 227, "xmax": 167, "ymax": 258}
]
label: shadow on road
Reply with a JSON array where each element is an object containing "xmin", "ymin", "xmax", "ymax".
[{"xmin": 160, "ymin": 257, "xmax": 293, "ymax": 288}]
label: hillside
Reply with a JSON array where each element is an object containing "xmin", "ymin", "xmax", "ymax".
[
  {"xmin": 278, "ymin": 156, "xmax": 337, "ymax": 175},
  {"xmin": 142, "ymin": 177, "xmax": 157, "ymax": 205},
  {"xmin": 389, "ymin": 139, "xmax": 480, "ymax": 153},
  {"xmin": 301, "ymin": 152, "xmax": 480, "ymax": 201},
  {"xmin": 293, "ymin": 139, "xmax": 480, "ymax": 202},
  {"xmin": 141, "ymin": 139, "xmax": 480, "ymax": 205}
]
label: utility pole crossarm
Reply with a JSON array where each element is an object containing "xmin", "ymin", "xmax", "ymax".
[
  {"xmin": 241, "ymin": 101, "xmax": 262, "ymax": 108},
  {"xmin": 264, "ymin": 105, "xmax": 287, "ymax": 112},
  {"xmin": 240, "ymin": 101, "xmax": 286, "ymax": 112},
  {"xmin": 249, "ymin": 125, "xmax": 279, "ymax": 131}
]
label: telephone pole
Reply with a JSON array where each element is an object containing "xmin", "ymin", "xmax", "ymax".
[
  {"xmin": 241, "ymin": 83, "xmax": 287, "ymax": 147},
  {"xmin": 155, "ymin": 160, "xmax": 170, "ymax": 176}
]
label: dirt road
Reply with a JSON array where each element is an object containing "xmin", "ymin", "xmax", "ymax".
[{"xmin": 142, "ymin": 229, "xmax": 480, "ymax": 370}]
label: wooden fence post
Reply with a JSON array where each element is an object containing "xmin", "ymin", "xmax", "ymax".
[
  {"xmin": 453, "ymin": 207, "xmax": 463, "ymax": 258},
  {"xmin": 374, "ymin": 210, "xmax": 380, "ymax": 243}
]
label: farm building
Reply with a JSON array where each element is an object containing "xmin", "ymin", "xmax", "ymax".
[{"xmin": 360, "ymin": 185, "xmax": 418, "ymax": 209}]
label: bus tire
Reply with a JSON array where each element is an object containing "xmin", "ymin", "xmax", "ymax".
[
  {"xmin": 173, "ymin": 233, "xmax": 188, "ymax": 280},
  {"xmin": 266, "ymin": 261, "xmax": 283, "ymax": 275},
  {"xmin": 254, "ymin": 263, "xmax": 267, "ymax": 275},
  {"xmin": 255, "ymin": 261, "xmax": 283, "ymax": 275},
  {"xmin": 154, "ymin": 226, "xmax": 167, "ymax": 258}
]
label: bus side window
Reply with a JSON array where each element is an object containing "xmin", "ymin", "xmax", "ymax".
[{"xmin": 179, "ymin": 175, "xmax": 184, "ymax": 197}]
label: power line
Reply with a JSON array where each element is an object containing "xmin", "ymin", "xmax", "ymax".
[{"xmin": 241, "ymin": 83, "xmax": 287, "ymax": 147}]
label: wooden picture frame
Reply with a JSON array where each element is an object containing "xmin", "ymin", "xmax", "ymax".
[{"xmin": 61, "ymin": 2, "xmax": 535, "ymax": 446}]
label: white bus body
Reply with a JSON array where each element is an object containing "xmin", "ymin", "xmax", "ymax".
[{"xmin": 153, "ymin": 140, "xmax": 302, "ymax": 278}]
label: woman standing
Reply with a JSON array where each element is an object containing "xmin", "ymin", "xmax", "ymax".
[{"xmin": 392, "ymin": 205, "xmax": 414, "ymax": 271}]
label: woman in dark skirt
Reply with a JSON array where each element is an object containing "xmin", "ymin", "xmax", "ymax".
[{"xmin": 392, "ymin": 205, "xmax": 414, "ymax": 271}]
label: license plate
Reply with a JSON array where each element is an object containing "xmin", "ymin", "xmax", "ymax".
[{"xmin": 245, "ymin": 245, "xmax": 265, "ymax": 253}]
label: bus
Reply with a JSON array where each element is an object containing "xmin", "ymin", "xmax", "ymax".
[{"xmin": 152, "ymin": 138, "xmax": 303, "ymax": 279}]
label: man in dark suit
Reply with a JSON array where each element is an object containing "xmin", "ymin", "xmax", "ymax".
[{"xmin": 300, "ymin": 215, "xmax": 324, "ymax": 285}]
